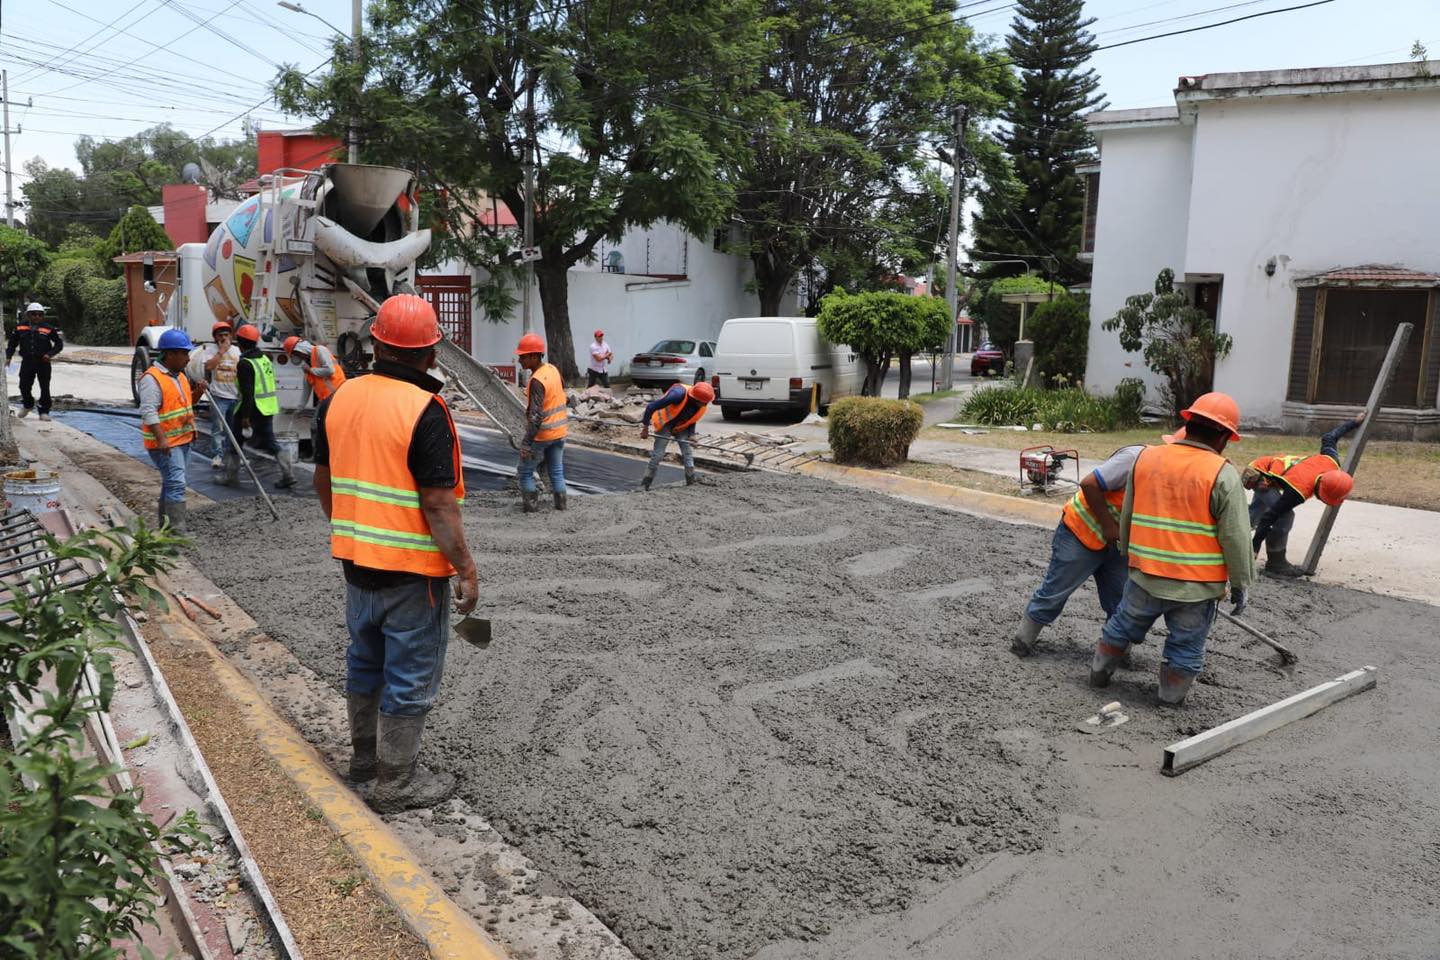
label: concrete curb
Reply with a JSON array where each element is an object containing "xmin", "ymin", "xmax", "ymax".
[
  {"xmin": 794, "ymin": 459, "xmax": 1061, "ymax": 528},
  {"xmin": 32, "ymin": 418, "xmax": 510, "ymax": 960}
]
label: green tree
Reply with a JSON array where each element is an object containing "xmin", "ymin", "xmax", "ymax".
[
  {"xmin": 816, "ymin": 288, "xmax": 950, "ymax": 397},
  {"xmin": 276, "ymin": 0, "xmax": 763, "ymax": 380},
  {"xmin": 1102, "ymin": 268, "xmax": 1234, "ymax": 417},
  {"xmin": 98, "ymin": 205, "xmax": 177, "ymax": 269},
  {"xmin": 969, "ymin": 0, "xmax": 1104, "ymax": 284},
  {"xmin": 736, "ymin": 0, "xmax": 1012, "ymax": 315},
  {"xmin": 0, "ymin": 225, "xmax": 53, "ymax": 324},
  {"xmin": 1025, "ymin": 293, "xmax": 1089, "ymax": 386},
  {"xmin": 968, "ymin": 273, "xmax": 1064, "ymax": 355}
]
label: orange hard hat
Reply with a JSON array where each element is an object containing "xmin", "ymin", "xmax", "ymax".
[
  {"xmin": 516, "ymin": 332, "xmax": 546, "ymax": 356},
  {"xmin": 371, "ymin": 294, "xmax": 441, "ymax": 348},
  {"xmin": 691, "ymin": 381, "xmax": 715, "ymax": 404},
  {"xmin": 1180, "ymin": 392, "xmax": 1242, "ymax": 441},
  {"xmin": 282, "ymin": 335, "xmax": 302, "ymax": 354},
  {"xmin": 235, "ymin": 324, "xmax": 261, "ymax": 343},
  {"xmin": 212, "ymin": 320, "xmax": 233, "ymax": 335},
  {"xmin": 1317, "ymin": 470, "xmax": 1354, "ymax": 507}
]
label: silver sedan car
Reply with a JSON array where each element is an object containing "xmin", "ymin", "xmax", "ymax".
[{"xmin": 628, "ymin": 338, "xmax": 717, "ymax": 389}]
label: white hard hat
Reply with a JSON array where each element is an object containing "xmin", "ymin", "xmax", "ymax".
[{"xmin": 25, "ymin": 302, "xmax": 44, "ymax": 313}]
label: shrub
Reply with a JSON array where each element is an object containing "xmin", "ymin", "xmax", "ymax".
[
  {"xmin": 828, "ymin": 397, "xmax": 924, "ymax": 466},
  {"xmin": 1027, "ymin": 295, "xmax": 1089, "ymax": 386},
  {"xmin": 957, "ymin": 382, "xmax": 1145, "ymax": 433},
  {"xmin": 37, "ymin": 259, "xmax": 128, "ymax": 344}
]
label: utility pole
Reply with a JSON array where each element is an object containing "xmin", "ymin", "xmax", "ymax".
[
  {"xmin": 348, "ymin": 0, "xmax": 360, "ymax": 164},
  {"xmin": 3, "ymin": 69, "xmax": 14, "ymax": 228},
  {"xmin": 942, "ymin": 105, "xmax": 969, "ymax": 390},
  {"xmin": 521, "ymin": 80, "xmax": 535, "ymax": 337}
]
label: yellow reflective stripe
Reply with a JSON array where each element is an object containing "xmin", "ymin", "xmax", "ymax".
[
  {"xmin": 331, "ymin": 476, "xmax": 421, "ymax": 507},
  {"xmin": 1128, "ymin": 542, "xmax": 1226, "ymax": 564},
  {"xmin": 1067, "ymin": 492, "xmax": 1105, "ymax": 537},
  {"xmin": 1131, "ymin": 512, "xmax": 1217, "ymax": 536},
  {"xmin": 141, "ymin": 422, "xmax": 194, "ymax": 439},
  {"xmin": 330, "ymin": 519, "xmax": 440, "ymax": 552}
]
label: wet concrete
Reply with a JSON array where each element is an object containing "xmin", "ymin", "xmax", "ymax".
[{"xmin": 182, "ymin": 472, "xmax": 1440, "ymax": 959}]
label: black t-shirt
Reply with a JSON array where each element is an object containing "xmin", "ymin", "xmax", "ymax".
[{"xmin": 314, "ymin": 361, "xmax": 459, "ymax": 588}]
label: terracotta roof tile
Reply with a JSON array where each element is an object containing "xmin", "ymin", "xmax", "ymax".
[{"xmin": 1309, "ymin": 264, "xmax": 1440, "ymax": 283}]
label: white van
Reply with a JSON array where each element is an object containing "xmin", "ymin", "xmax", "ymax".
[{"xmin": 712, "ymin": 317, "xmax": 862, "ymax": 421}]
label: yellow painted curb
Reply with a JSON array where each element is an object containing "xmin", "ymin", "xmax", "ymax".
[{"xmin": 795, "ymin": 460, "xmax": 1062, "ymax": 528}]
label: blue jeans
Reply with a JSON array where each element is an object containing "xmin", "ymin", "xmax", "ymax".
[
  {"xmin": 1249, "ymin": 485, "xmax": 1293, "ymax": 554},
  {"xmin": 517, "ymin": 438, "xmax": 566, "ymax": 494},
  {"xmin": 1100, "ymin": 578, "xmax": 1218, "ymax": 674},
  {"xmin": 1025, "ymin": 522, "xmax": 1129, "ymax": 625},
  {"xmin": 345, "ymin": 579, "xmax": 451, "ymax": 716},
  {"xmin": 208, "ymin": 396, "xmax": 237, "ymax": 458},
  {"xmin": 647, "ymin": 429, "xmax": 695, "ymax": 473},
  {"xmin": 146, "ymin": 443, "xmax": 190, "ymax": 504}
]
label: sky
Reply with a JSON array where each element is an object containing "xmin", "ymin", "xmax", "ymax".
[{"xmin": 0, "ymin": 0, "xmax": 1434, "ymax": 197}]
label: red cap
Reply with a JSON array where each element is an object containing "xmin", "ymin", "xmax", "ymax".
[{"xmin": 594, "ymin": 329, "xmax": 604, "ymax": 338}]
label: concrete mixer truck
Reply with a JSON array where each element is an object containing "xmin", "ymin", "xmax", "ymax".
[{"xmin": 129, "ymin": 161, "xmax": 526, "ymax": 443}]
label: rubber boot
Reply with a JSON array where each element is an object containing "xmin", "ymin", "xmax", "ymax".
[
  {"xmin": 345, "ymin": 692, "xmax": 380, "ymax": 783},
  {"xmin": 522, "ymin": 489, "xmax": 539, "ymax": 513},
  {"xmin": 1011, "ymin": 614, "xmax": 1044, "ymax": 657},
  {"xmin": 684, "ymin": 467, "xmax": 697, "ymax": 486},
  {"xmin": 1264, "ymin": 549, "xmax": 1304, "ymax": 578},
  {"xmin": 553, "ymin": 490, "xmax": 567, "ymax": 511},
  {"xmin": 16, "ymin": 407, "xmax": 28, "ymax": 419},
  {"xmin": 640, "ymin": 470, "xmax": 654, "ymax": 491},
  {"xmin": 38, "ymin": 413, "xmax": 50, "ymax": 422},
  {"xmin": 217, "ymin": 451, "xmax": 240, "ymax": 487},
  {"xmin": 273, "ymin": 447, "xmax": 297, "ymax": 490},
  {"xmin": 1089, "ymin": 640, "xmax": 1129, "ymax": 688},
  {"xmin": 1157, "ymin": 661, "xmax": 1199, "ymax": 706},
  {"xmin": 369, "ymin": 713, "xmax": 456, "ymax": 813},
  {"xmin": 160, "ymin": 501, "xmax": 188, "ymax": 535}
]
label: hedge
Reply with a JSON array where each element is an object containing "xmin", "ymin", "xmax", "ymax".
[
  {"xmin": 957, "ymin": 380, "xmax": 1146, "ymax": 433},
  {"xmin": 828, "ymin": 397, "xmax": 924, "ymax": 467}
]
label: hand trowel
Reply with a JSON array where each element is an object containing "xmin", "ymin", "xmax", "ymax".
[{"xmin": 455, "ymin": 613, "xmax": 493, "ymax": 649}]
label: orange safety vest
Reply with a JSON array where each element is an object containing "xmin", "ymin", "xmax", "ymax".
[
  {"xmin": 527, "ymin": 362, "xmax": 568, "ymax": 442},
  {"xmin": 1062, "ymin": 486, "xmax": 1126, "ymax": 551},
  {"xmin": 1127, "ymin": 443, "xmax": 1229, "ymax": 583},
  {"xmin": 303, "ymin": 345, "xmax": 347, "ymax": 401},
  {"xmin": 1270, "ymin": 453, "xmax": 1339, "ymax": 501},
  {"xmin": 649, "ymin": 385, "xmax": 709, "ymax": 436},
  {"xmin": 139, "ymin": 366, "xmax": 195, "ymax": 450},
  {"xmin": 326, "ymin": 374, "xmax": 465, "ymax": 577}
]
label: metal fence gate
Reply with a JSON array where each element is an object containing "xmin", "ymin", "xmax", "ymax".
[{"xmin": 416, "ymin": 274, "xmax": 473, "ymax": 353}]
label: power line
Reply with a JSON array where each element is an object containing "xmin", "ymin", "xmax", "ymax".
[{"xmin": 9, "ymin": 0, "xmax": 155, "ymax": 84}]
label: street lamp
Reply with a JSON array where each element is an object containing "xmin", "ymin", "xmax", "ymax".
[{"xmin": 277, "ymin": 0, "xmax": 362, "ymax": 164}]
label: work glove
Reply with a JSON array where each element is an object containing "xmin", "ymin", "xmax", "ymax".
[{"xmin": 1229, "ymin": 586, "xmax": 1248, "ymax": 617}]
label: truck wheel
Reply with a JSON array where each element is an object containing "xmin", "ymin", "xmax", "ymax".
[
  {"xmin": 130, "ymin": 344, "xmax": 151, "ymax": 407},
  {"xmin": 721, "ymin": 404, "xmax": 742, "ymax": 422}
]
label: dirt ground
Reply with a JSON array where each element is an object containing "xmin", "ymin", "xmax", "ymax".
[{"xmin": 185, "ymin": 473, "xmax": 1440, "ymax": 959}]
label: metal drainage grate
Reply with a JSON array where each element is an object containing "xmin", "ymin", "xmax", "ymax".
[{"xmin": 0, "ymin": 510, "xmax": 94, "ymax": 625}]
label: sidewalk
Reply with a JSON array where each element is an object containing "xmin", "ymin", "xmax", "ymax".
[{"xmin": 905, "ymin": 435, "xmax": 1440, "ymax": 607}]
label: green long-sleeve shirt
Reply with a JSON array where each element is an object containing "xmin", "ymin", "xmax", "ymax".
[{"xmin": 1118, "ymin": 439, "xmax": 1256, "ymax": 601}]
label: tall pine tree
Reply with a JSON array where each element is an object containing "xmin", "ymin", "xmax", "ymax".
[{"xmin": 970, "ymin": 0, "xmax": 1104, "ymax": 284}]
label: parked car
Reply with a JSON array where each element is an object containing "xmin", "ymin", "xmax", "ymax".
[
  {"xmin": 629, "ymin": 338, "xmax": 717, "ymax": 388},
  {"xmin": 970, "ymin": 341, "xmax": 1006, "ymax": 377},
  {"xmin": 712, "ymin": 317, "xmax": 862, "ymax": 421}
]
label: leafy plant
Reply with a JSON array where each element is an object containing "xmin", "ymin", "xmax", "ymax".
[
  {"xmin": 0, "ymin": 226, "xmax": 53, "ymax": 321},
  {"xmin": 816, "ymin": 288, "xmax": 950, "ymax": 397},
  {"xmin": 1027, "ymin": 294, "xmax": 1089, "ymax": 386},
  {"xmin": 966, "ymin": 274, "xmax": 1065, "ymax": 356},
  {"xmin": 957, "ymin": 382, "xmax": 1143, "ymax": 432},
  {"xmin": 0, "ymin": 521, "xmax": 209, "ymax": 958},
  {"xmin": 828, "ymin": 397, "xmax": 924, "ymax": 466},
  {"xmin": 1101, "ymin": 268, "xmax": 1233, "ymax": 417}
]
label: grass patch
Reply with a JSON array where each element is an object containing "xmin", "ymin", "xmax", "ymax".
[{"xmin": 918, "ymin": 425, "xmax": 1440, "ymax": 512}]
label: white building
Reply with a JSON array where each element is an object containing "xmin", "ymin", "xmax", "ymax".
[
  {"xmin": 1083, "ymin": 62, "xmax": 1440, "ymax": 440},
  {"xmin": 433, "ymin": 220, "xmax": 795, "ymax": 379}
]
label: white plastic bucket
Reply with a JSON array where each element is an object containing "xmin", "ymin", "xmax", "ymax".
[
  {"xmin": 3, "ymin": 469, "xmax": 63, "ymax": 516},
  {"xmin": 276, "ymin": 434, "xmax": 300, "ymax": 461}
]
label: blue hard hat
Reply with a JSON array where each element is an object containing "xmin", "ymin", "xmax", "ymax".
[{"xmin": 157, "ymin": 329, "xmax": 195, "ymax": 351}]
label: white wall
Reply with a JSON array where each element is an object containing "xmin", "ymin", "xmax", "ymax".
[
  {"xmin": 451, "ymin": 224, "xmax": 795, "ymax": 376},
  {"xmin": 1085, "ymin": 122, "xmax": 1195, "ymax": 402},
  {"xmin": 1088, "ymin": 87, "xmax": 1440, "ymax": 425},
  {"xmin": 1183, "ymin": 90, "xmax": 1440, "ymax": 422}
]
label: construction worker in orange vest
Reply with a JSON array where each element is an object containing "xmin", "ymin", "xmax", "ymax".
[
  {"xmin": 1012, "ymin": 443, "xmax": 1146, "ymax": 657},
  {"xmin": 312, "ymin": 294, "xmax": 478, "ymax": 814},
  {"xmin": 1243, "ymin": 412, "xmax": 1364, "ymax": 577},
  {"xmin": 515, "ymin": 332, "xmax": 569, "ymax": 513},
  {"xmin": 639, "ymin": 380, "xmax": 714, "ymax": 489},
  {"xmin": 137, "ymin": 329, "xmax": 207, "ymax": 533},
  {"xmin": 1090, "ymin": 393, "xmax": 1256, "ymax": 706},
  {"xmin": 282, "ymin": 335, "xmax": 347, "ymax": 406}
]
